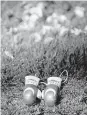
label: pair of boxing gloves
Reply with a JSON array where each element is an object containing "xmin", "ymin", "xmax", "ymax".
[{"xmin": 23, "ymin": 72, "xmax": 68, "ymax": 107}]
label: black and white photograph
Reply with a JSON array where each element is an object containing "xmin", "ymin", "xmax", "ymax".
[{"xmin": 1, "ymin": 1, "xmax": 87, "ymax": 115}]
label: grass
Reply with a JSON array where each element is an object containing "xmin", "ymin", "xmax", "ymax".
[{"xmin": 1, "ymin": 1, "xmax": 87, "ymax": 115}]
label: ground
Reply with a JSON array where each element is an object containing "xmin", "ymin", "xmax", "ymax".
[{"xmin": 1, "ymin": 1, "xmax": 87, "ymax": 115}]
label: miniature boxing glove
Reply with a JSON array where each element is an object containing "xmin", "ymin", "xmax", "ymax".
[
  {"xmin": 42, "ymin": 77, "xmax": 62, "ymax": 107},
  {"xmin": 23, "ymin": 76, "xmax": 41, "ymax": 105}
]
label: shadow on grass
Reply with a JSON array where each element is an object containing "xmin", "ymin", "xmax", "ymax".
[
  {"xmin": 26, "ymin": 98, "xmax": 41, "ymax": 107},
  {"xmin": 55, "ymin": 83, "xmax": 66, "ymax": 106},
  {"xmin": 56, "ymin": 94, "xmax": 63, "ymax": 106},
  {"xmin": 36, "ymin": 98, "xmax": 41, "ymax": 105}
]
